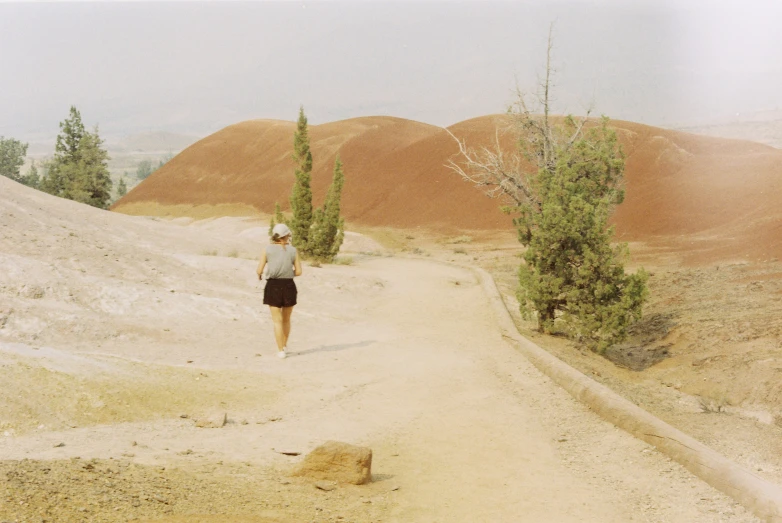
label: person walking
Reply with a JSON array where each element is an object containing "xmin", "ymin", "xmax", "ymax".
[{"xmin": 257, "ymin": 223, "xmax": 302, "ymax": 359}]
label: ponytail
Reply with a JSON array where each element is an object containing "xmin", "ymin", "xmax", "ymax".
[{"xmin": 271, "ymin": 233, "xmax": 288, "ymax": 250}]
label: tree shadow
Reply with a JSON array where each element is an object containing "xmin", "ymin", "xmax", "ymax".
[{"xmin": 293, "ymin": 340, "xmax": 375, "ymax": 357}]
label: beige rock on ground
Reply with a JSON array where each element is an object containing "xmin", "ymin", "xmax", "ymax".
[
  {"xmin": 292, "ymin": 441, "xmax": 372, "ymax": 485},
  {"xmin": 194, "ymin": 412, "xmax": 227, "ymax": 428}
]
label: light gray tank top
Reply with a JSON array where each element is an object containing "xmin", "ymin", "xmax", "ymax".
[{"xmin": 265, "ymin": 244, "xmax": 297, "ymax": 279}]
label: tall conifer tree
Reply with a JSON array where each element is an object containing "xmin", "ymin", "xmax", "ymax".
[
  {"xmin": 117, "ymin": 176, "xmax": 127, "ymax": 198},
  {"xmin": 289, "ymin": 106, "xmax": 313, "ymax": 253},
  {"xmin": 0, "ymin": 137, "xmax": 28, "ymax": 183},
  {"xmin": 40, "ymin": 107, "xmax": 112, "ymax": 208},
  {"xmin": 310, "ymin": 156, "xmax": 345, "ymax": 262},
  {"xmin": 20, "ymin": 160, "xmax": 39, "ymax": 189}
]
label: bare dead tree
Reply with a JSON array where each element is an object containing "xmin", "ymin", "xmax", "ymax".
[
  {"xmin": 444, "ymin": 23, "xmax": 647, "ymax": 351},
  {"xmin": 445, "ymin": 24, "xmax": 591, "ymax": 213},
  {"xmin": 444, "ymin": 126, "xmax": 531, "ymax": 206}
]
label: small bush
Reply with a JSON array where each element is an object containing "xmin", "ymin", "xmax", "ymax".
[
  {"xmin": 310, "ymin": 260, "xmax": 322, "ymax": 268},
  {"xmin": 698, "ymin": 396, "xmax": 727, "ymax": 414},
  {"xmin": 227, "ymin": 249, "xmax": 239, "ymax": 258},
  {"xmin": 201, "ymin": 249, "xmax": 218, "ymax": 256},
  {"xmin": 453, "ymin": 247, "xmax": 467, "ymax": 255}
]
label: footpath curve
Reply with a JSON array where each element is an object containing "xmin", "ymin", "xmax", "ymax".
[{"xmin": 471, "ymin": 266, "xmax": 782, "ymax": 523}]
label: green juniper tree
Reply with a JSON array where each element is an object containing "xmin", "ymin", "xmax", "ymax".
[
  {"xmin": 71, "ymin": 128, "xmax": 113, "ymax": 207},
  {"xmin": 136, "ymin": 159, "xmax": 154, "ymax": 180},
  {"xmin": 0, "ymin": 137, "xmax": 29, "ymax": 183},
  {"xmin": 448, "ymin": 30, "xmax": 647, "ymax": 352},
  {"xmin": 40, "ymin": 106, "xmax": 113, "ymax": 209},
  {"xmin": 309, "ymin": 155, "xmax": 346, "ymax": 262},
  {"xmin": 117, "ymin": 176, "xmax": 128, "ymax": 198},
  {"xmin": 289, "ymin": 106, "xmax": 314, "ymax": 254},
  {"xmin": 134, "ymin": 153, "xmax": 173, "ymax": 182},
  {"xmin": 40, "ymin": 106, "xmax": 85, "ymax": 196},
  {"xmin": 19, "ymin": 160, "xmax": 40, "ymax": 189},
  {"xmin": 514, "ymin": 115, "xmax": 648, "ymax": 350}
]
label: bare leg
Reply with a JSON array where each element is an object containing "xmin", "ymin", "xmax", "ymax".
[
  {"xmin": 282, "ymin": 306, "xmax": 294, "ymax": 348},
  {"xmin": 269, "ymin": 306, "xmax": 285, "ymax": 351}
]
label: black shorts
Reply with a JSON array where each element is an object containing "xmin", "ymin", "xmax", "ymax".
[{"xmin": 263, "ymin": 278, "xmax": 297, "ymax": 308}]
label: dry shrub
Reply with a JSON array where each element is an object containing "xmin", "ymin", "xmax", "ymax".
[{"xmin": 449, "ymin": 235, "xmax": 473, "ymax": 244}]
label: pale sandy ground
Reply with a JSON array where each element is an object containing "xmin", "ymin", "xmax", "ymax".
[{"xmin": 0, "ymin": 177, "xmax": 758, "ymax": 522}]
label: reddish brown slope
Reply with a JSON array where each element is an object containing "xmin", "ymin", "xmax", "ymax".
[
  {"xmin": 114, "ymin": 115, "xmax": 513, "ymax": 230},
  {"xmin": 610, "ymin": 119, "xmax": 782, "ymax": 262},
  {"xmin": 113, "ymin": 114, "xmax": 782, "ymax": 261},
  {"xmin": 341, "ymin": 115, "xmax": 511, "ymax": 229},
  {"xmin": 114, "ymin": 117, "xmax": 432, "ymax": 209}
]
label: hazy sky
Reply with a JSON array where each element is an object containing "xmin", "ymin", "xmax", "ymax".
[{"xmin": 2, "ymin": 0, "xmax": 781, "ymax": 142}]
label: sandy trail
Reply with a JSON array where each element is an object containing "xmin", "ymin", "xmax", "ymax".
[
  {"xmin": 1, "ymin": 255, "xmax": 755, "ymax": 521},
  {"xmin": 0, "ymin": 179, "xmax": 757, "ymax": 521}
]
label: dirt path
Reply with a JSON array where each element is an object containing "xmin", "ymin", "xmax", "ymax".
[{"xmin": 0, "ymin": 181, "xmax": 759, "ymax": 521}]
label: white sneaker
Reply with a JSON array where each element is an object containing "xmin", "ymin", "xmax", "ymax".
[{"xmin": 277, "ymin": 350, "xmax": 287, "ymax": 359}]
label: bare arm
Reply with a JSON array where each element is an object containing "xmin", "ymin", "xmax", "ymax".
[
  {"xmin": 293, "ymin": 251, "xmax": 303, "ymax": 277},
  {"xmin": 256, "ymin": 249, "xmax": 267, "ymax": 280}
]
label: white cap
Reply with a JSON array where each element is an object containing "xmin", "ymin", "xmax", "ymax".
[{"xmin": 272, "ymin": 223, "xmax": 292, "ymax": 237}]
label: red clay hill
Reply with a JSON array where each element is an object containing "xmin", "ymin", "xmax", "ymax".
[{"xmin": 112, "ymin": 115, "xmax": 782, "ymax": 263}]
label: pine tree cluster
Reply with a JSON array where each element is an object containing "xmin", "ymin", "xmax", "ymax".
[
  {"xmin": 39, "ymin": 106, "xmax": 113, "ymax": 209},
  {"xmin": 275, "ymin": 106, "xmax": 346, "ymax": 263},
  {"xmin": 0, "ymin": 137, "xmax": 29, "ymax": 184}
]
